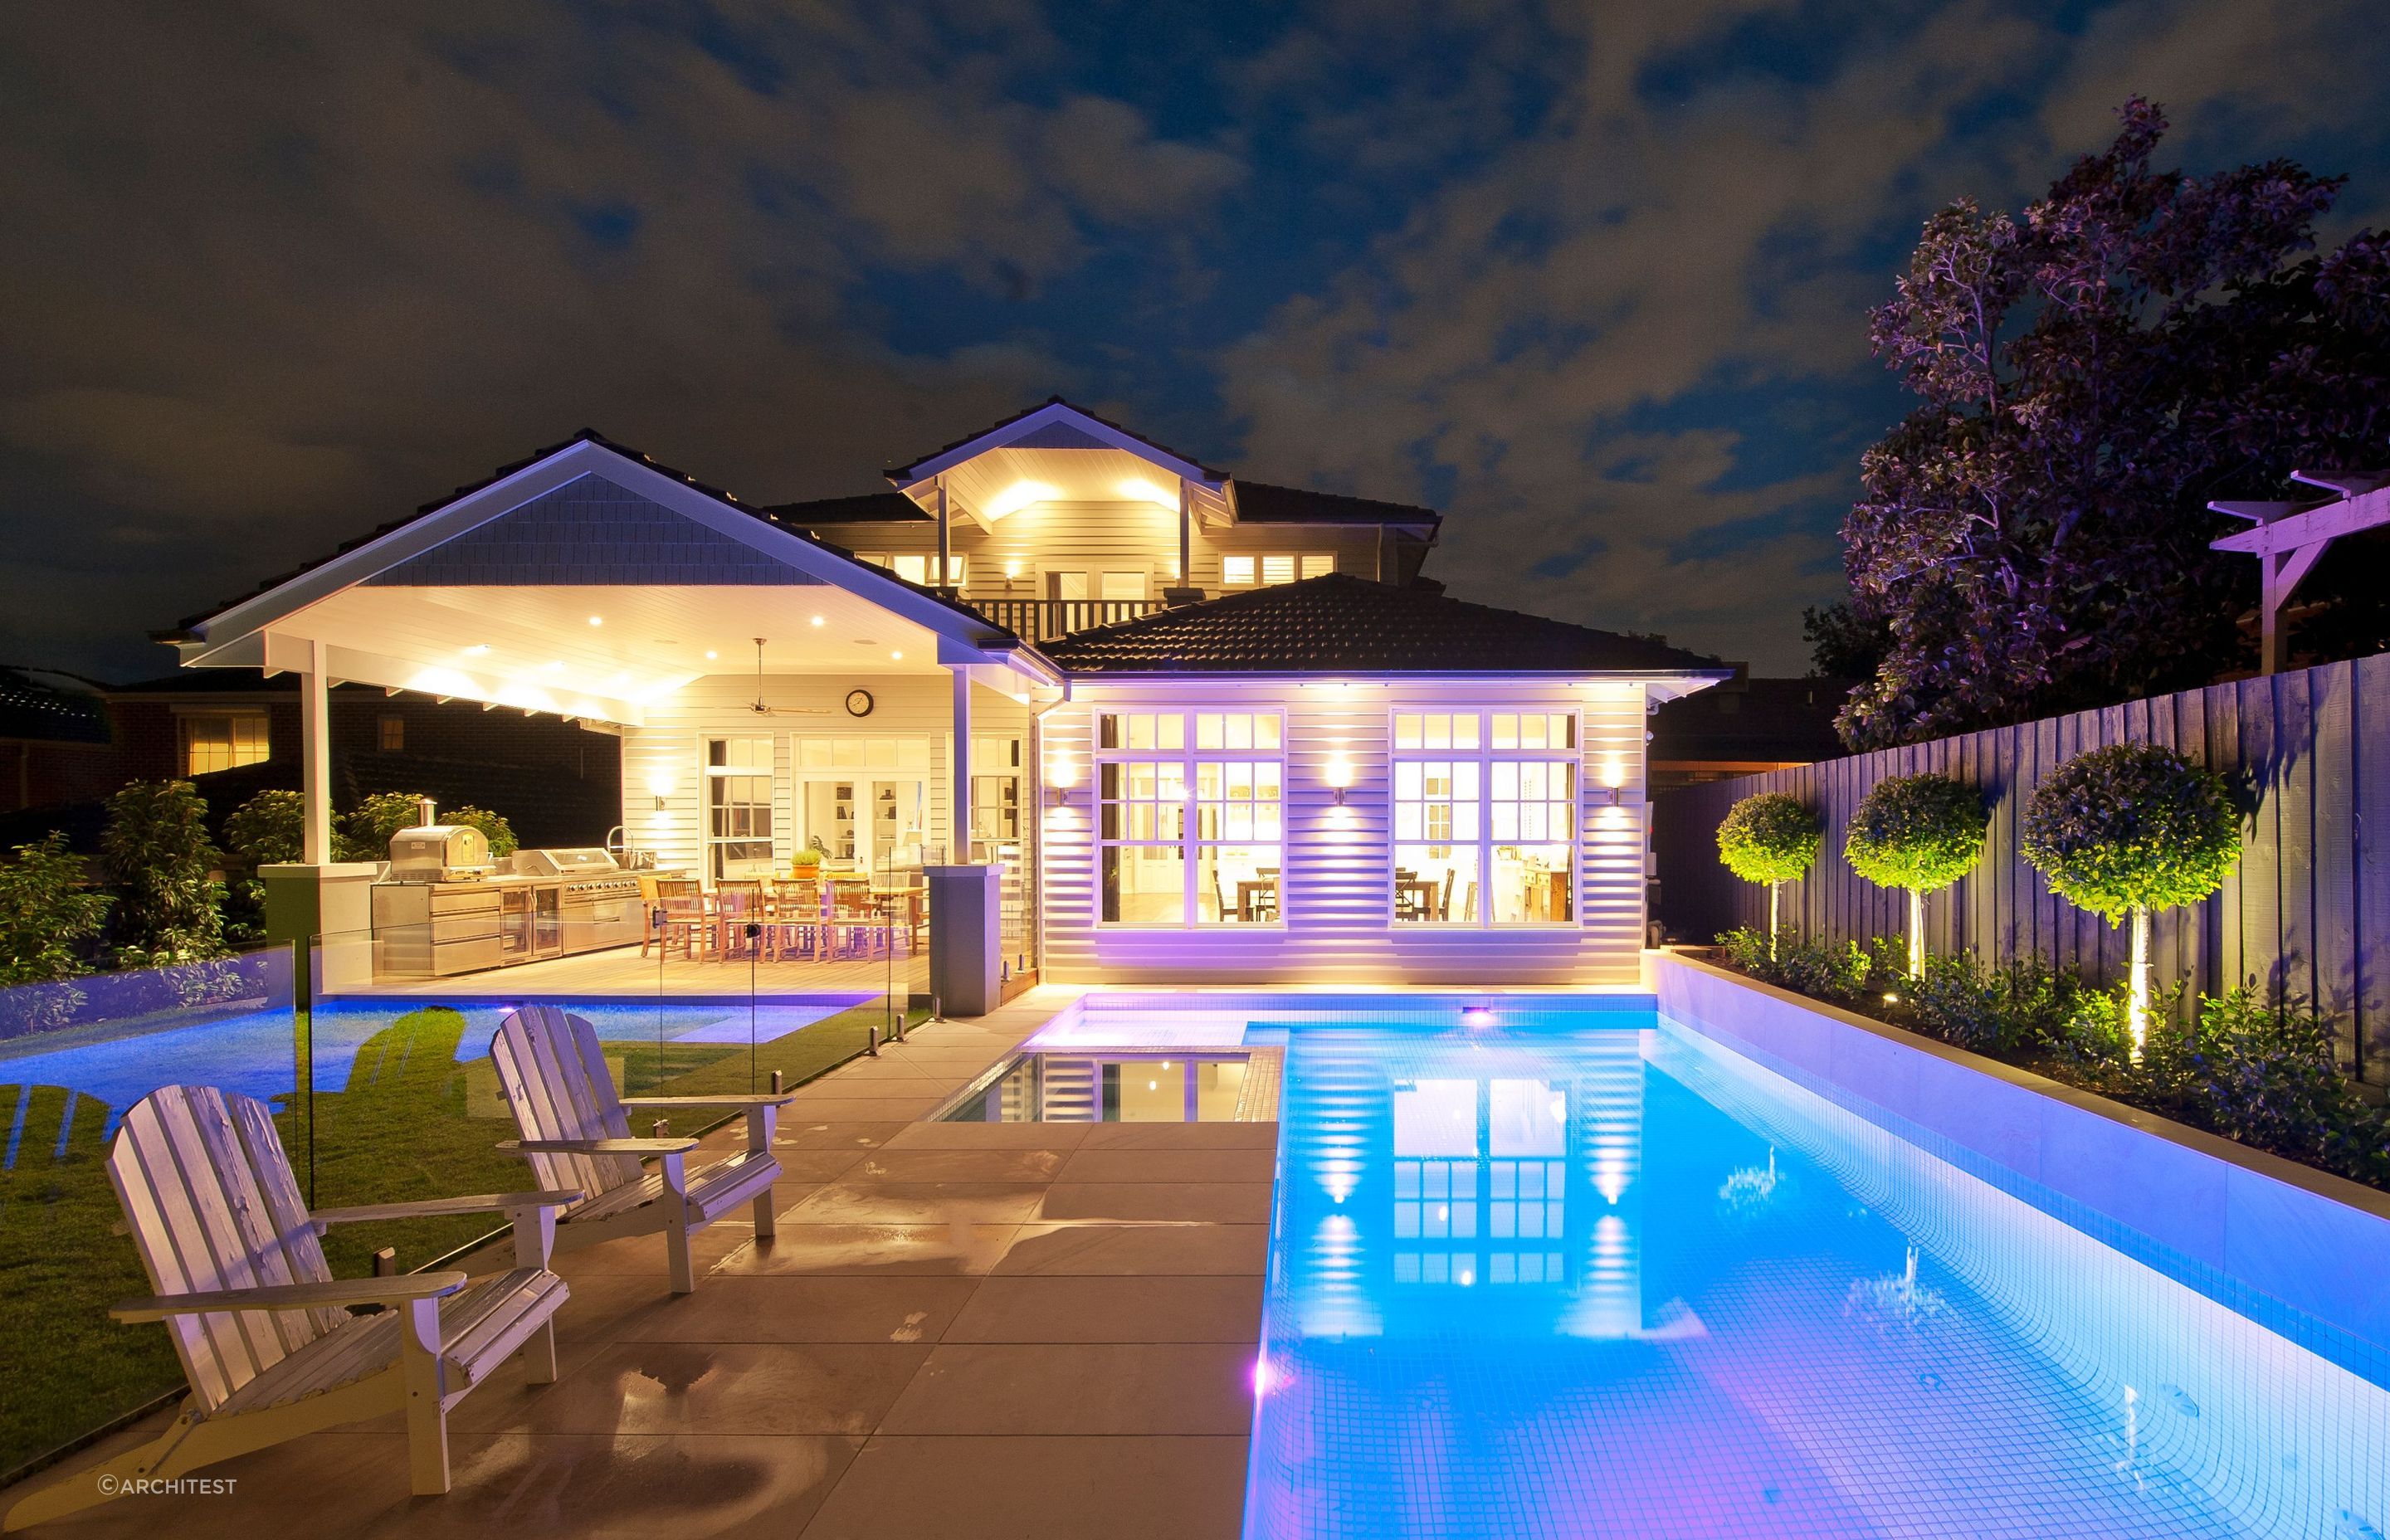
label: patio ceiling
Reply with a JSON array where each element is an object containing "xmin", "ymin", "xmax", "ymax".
[
  {"xmin": 900, "ymin": 444, "xmax": 1233, "ymax": 530},
  {"xmin": 217, "ymin": 582, "xmax": 964, "ymax": 726}
]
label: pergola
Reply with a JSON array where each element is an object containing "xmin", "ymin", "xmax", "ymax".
[{"xmin": 2210, "ymin": 469, "xmax": 2390, "ymax": 675}]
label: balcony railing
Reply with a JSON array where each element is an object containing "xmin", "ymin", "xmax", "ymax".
[{"xmin": 970, "ymin": 597, "xmax": 1161, "ymax": 642}]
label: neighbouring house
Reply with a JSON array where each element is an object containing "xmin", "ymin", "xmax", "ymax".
[
  {"xmin": 0, "ymin": 667, "xmax": 117, "ymax": 816},
  {"xmin": 163, "ymin": 400, "xmax": 1725, "ymax": 989},
  {"xmin": 1646, "ymin": 672, "xmax": 1853, "ymax": 792}
]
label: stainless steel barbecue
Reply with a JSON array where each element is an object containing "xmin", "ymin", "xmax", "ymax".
[{"xmin": 384, "ymin": 798, "xmax": 495, "ymax": 881}]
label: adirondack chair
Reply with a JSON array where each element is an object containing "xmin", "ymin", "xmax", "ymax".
[
  {"xmin": 490, "ymin": 1006, "xmax": 792, "ymax": 1294},
  {"xmin": 2, "ymin": 1085, "xmax": 578, "ymax": 1530}
]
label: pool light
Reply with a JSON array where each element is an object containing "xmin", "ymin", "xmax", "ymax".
[{"xmin": 1461, "ymin": 1005, "xmax": 1495, "ymax": 1030}]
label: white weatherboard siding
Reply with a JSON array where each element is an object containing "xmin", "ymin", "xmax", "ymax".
[
  {"xmin": 620, "ymin": 674, "xmax": 1030, "ymax": 875},
  {"xmin": 1040, "ymin": 679, "xmax": 1652, "ymax": 987}
]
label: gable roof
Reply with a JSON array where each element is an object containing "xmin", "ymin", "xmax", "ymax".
[
  {"xmin": 764, "ymin": 490, "xmax": 926, "ymax": 524},
  {"xmin": 163, "ymin": 430, "xmax": 1011, "ymax": 645},
  {"xmin": 885, "ymin": 397, "xmax": 1227, "ymax": 486},
  {"xmin": 1037, "ymin": 573, "xmax": 1724, "ymax": 676}
]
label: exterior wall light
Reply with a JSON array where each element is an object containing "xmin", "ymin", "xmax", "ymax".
[
  {"xmin": 1324, "ymin": 754, "xmax": 1354, "ymax": 805},
  {"xmin": 1046, "ymin": 753, "xmax": 1079, "ymax": 807}
]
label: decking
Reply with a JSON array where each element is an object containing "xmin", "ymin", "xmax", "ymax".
[{"xmin": 25, "ymin": 987, "xmax": 1271, "ymax": 1540}]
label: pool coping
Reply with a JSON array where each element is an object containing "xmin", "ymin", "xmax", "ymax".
[{"xmin": 1649, "ymin": 948, "xmax": 2390, "ymax": 1385}]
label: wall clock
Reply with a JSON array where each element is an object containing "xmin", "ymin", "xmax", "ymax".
[{"xmin": 845, "ymin": 688, "xmax": 875, "ymax": 718}]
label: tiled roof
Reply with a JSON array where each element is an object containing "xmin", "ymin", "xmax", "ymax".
[
  {"xmin": 1038, "ymin": 574, "xmax": 1724, "ymax": 675},
  {"xmin": 1232, "ymin": 481, "xmax": 1440, "ymax": 526},
  {"xmin": 0, "ymin": 669, "xmax": 112, "ymax": 744},
  {"xmin": 765, "ymin": 490, "xmax": 925, "ymax": 524}
]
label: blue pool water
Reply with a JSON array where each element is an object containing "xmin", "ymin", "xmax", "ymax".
[{"xmin": 1245, "ymin": 1013, "xmax": 2390, "ymax": 1539}]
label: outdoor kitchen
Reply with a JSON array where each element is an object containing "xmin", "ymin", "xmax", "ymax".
[{"xmin": 368, "ymin": 799, "xmax": 656, "ymax": 980}]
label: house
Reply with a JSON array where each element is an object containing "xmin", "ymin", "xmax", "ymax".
[
  {"xmin": 163, "ymin": 402, "xmax": 1724, "ymax": 995},
  {"xmin": 0, "ymin": 667, "xmax": 115, "ymax": 817},
  {"xmin": 1646, "ymin": 672, "xmax": 1853, "ymax": 792}
]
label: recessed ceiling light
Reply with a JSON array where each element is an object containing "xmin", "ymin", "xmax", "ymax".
[
  {"xmin": 705, "ymin": 650, "xmax": 718, "ymax": 660},
  {"xmin": 462, "ymin": 644, "xmax": 490, "ymax": 655},
  {"xmin": 588, "ymin": 616, "xmax": 603, "ymax": 626},
  {"xmin": 890, "ymin": 650, "xmax": 904, "ymax": 660},
  {"xmin": 810, "ymin": 615, "xmax": 826, "ymax": 627}
]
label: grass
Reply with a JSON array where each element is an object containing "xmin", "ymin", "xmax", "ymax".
[{"xmin": 0, "ymin": 996, "xmax": 898, "ymax": 1480}]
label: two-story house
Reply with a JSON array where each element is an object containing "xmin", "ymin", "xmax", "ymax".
[{"xmin": 162, "ymin": 399, "xmax": 1724, "ymax": 993}]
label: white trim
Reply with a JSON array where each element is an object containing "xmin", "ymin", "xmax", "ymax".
[{"xmin": 890, "ymin": 402, "xmax": 1227, "ymax": 492}]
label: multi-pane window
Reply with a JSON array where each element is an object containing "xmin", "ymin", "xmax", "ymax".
[
  {"xmin": 1097, "ymin": 712, "xmax": 1283, "ymax": 925},
  {"xmin": 1221, "ymin": 553, "xmax": 1334, "ymax": 587},
  {"xmin": 181, "ymin": 712, "xmax": 270, "ymax": 776},
  {"xmin": 705, "ymin": 737, "xmax": 776, "ymax": 880},
  {"xmin": 378, "ymin": 714, "xmax": 404, "ymax": 752},
  {"xmin": 1392, "ymin": 710, "xmax": 1577, "ymax": 925},
  {"xmin": 972, "ymin": 733, "xmax": 1022, "ymax": 855}
]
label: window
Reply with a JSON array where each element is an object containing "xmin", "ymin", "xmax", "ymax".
[
  {"xmin": 705, "ymin": 737, "xmax": 777, "ymax": 881},
  {"xmin": 1392, "ymin": 710, "xmax": 1577, "ymax": 925},
  {"xmin": 1097, "ymin": 711, "xmax": 1283, "ymax": 925},
  {"xmin": 1222, "ymin": 553, "xmax": 1333, "ymax": 587},
  {"xmin": 181, "ymin": 712, "xmax": 270, "ymax": 776},
  {"xmin": 972, "ymin": 733, "xmax": 1022, "ymax": 854},
  {"xmin": 378, "ymin": 715, "xmax": 404, "ymax": 752}
]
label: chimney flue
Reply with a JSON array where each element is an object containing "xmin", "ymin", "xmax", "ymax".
[{"xmin": 416, "ymin": 797, "xmax": 437, "ymax": 828}]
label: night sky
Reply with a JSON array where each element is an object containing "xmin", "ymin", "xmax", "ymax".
[{"xmin": 6, "ymin": 2, "xmax": 2388, "ymax": 682}]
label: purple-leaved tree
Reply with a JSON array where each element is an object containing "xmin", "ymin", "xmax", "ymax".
[{"xmin": 1830, "ymin": 99, "xmax": 2390, "ymax": 749}]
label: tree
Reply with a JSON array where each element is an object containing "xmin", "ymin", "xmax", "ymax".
[
  {"xmin": 2022, "ymin": 743, "xmax": 2239, "ymax": 1059},
  {"xmin": 1837, "ymin": 98, "xmax": 2390, "ymax": 749},
  {"xmin": 1801, "ymin": 601, "xmax": 1888, "ymax": 681},
  {"xmin": 1714, "ymin": 792, "xmax": 1822, "ymax": 958},
  {"xmin": 0, "ymin": 833, "xmax": 110, "ymax": 987},
  {"xmin": 1843, "ymin": 773, "xmax": 1987, "ymax": 978},
  {"xmin": 99, "ymin": 780, "xmax": 227, "ymax": 966}
]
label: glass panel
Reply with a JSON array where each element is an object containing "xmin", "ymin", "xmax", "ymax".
[
  {"xmin": 1393, "ymin": 843, "xmax": 1477, "ymax": 922},
  {"xmin": 1300, "ymin": 553, "xmax": 1335, "ymax": 579},
  {"xmin": 1222, "ymin": 555, "xmax": 1256, "ymax": 586},
  {"xmin": 1196, "ymin": 843, "xmax": 1280, "ymax": 924},
  {"xmin": 1102, "ymin": 845, "xmax": 1186, "ymax": 923},
  {"xmin": 1193, "ymin": 1058, "xmax": 1247, "ymax": 1119},
  {"xmin": 1261, "ymin": 554, "xmax": 1297, "ymax": 585},
  {"xmin": 1111, "ymin": 1059, "xmax": 1188, "ymax": 1121},
  {"xmin": 1491, "ymin": 842, "xmax": 1573, "ymax": 924}
]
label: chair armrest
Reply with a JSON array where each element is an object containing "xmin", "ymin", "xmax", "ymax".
[
  {"xmin": 500, "ymin": 1137, "xmax": 699, "ymax": 1155},
  {"xmin": 310, "ymin": 1190, "xmax": 584, "ymax": 1226},
  {"xmin": 619, "ymin": 1095, "xmax": 795, "ymax": 1110},
  {"xmin": 112, "ymin": 1272, "xmax": 468, "ymax": 1321}
]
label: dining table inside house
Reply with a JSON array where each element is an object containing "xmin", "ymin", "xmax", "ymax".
[
  {"xmin": 1234, "ymin": 878, "xmax": 1280, "ymax": 924},
  {"xmin": 1395, "ymin": 877, "xmax": 1441, "ymax": 922}
]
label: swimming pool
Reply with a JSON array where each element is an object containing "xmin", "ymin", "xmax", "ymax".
[{"xmin": 1244, "ymin": 1008, "xmax": 2390, "ymax": 1539}]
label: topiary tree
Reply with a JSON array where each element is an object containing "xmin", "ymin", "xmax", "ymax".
[
  {"xmin": 100, "ymin": 780, "xmax": 227, "ymax": 966},
  {"xmin": 2022, "ymin": 743, "xmax": 2239, "ymax": 1060},
  {"xmin": 1715, "ymin": 792, "xmax": 1822, "ymax": 958},
  {"xmin": 1843, "ymin": 772, "xmax": 1988, "ymax": 979}
]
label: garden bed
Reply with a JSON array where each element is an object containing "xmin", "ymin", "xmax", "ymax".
[{"xmin": 1695, "ymin": 928, "xmax": 2390, "ymax": 1193}]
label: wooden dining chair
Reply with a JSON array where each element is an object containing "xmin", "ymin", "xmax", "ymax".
[
  {"xmin": 713, "ymin": 881, "xmax": 766, "ymax": 961},
  {"xmin": 1438, "ymin": 868, "xmax": 1457, "ymax": 923},
  {"xmin": 646, "ymin": 879, "xmax": 707, "ymax": 959}
]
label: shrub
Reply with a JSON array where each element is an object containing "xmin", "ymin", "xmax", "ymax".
[
  {"xmin": 1843, "ymin": 773, "xmax": 1988, "ymax": 976},
  {"xmin": 2022, "ymin": 743, "xmax": 2240, "ymax": 1056},
  {"xmin": 0, "ymin": 833, "xmax": 109, "ymax": 983},
  {"xmin": 100, "ymin": 781, "xmax": 227, "ymax": 967},
  {"xmin": 2153, "ymin": 991, "xmax": 2386, "ymax": 1179},
  {"xmin": 1716, "ymin": 793, "xmax": 1821, "ymax": 957},
  {"xmin": 224, "ymin": 789, "xmax": 305, "ymax": 866}
]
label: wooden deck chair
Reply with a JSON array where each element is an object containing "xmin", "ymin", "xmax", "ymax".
[
  {"xmin": 2, "ymin": 1085, "xmax": 578, "ymax": 1530},
  {"xmin": 490, "ymin": 1006, "xmax": 792, "ymax": 1294}
]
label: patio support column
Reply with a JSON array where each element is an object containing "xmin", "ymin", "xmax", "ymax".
[
  {"xmin": 1165, "ymin": 478, "xmax": 1203, "ymax": 606},
  {"xmin": 950, "ymin": 665, "xmax": 972, "ymax": 861},
  {"xmin": 300, "ymin": 637, "xmax": 332, "ymax": 864}
]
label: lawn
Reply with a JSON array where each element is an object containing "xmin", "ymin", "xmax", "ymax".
[{"xmin": 0, "ymin": 997, "xmax": 897, "ymax": 1479}]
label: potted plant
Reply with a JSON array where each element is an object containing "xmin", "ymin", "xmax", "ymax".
[
  {"xmin": 1714, "ymin": 792, "xmax": 1822, "ymax": 959},
  {"xmin": 2022, "ymin": 743, "xmax": 2239, "ymax": 1060},
  {"xmin": 1843, "ymin": 772, "xmax": 1987, "ymax": 979}
]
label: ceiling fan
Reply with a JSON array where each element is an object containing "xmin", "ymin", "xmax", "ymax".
[{"xmin": 744, "ymin": 638, "xmax": 829, "ymax": 716}]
